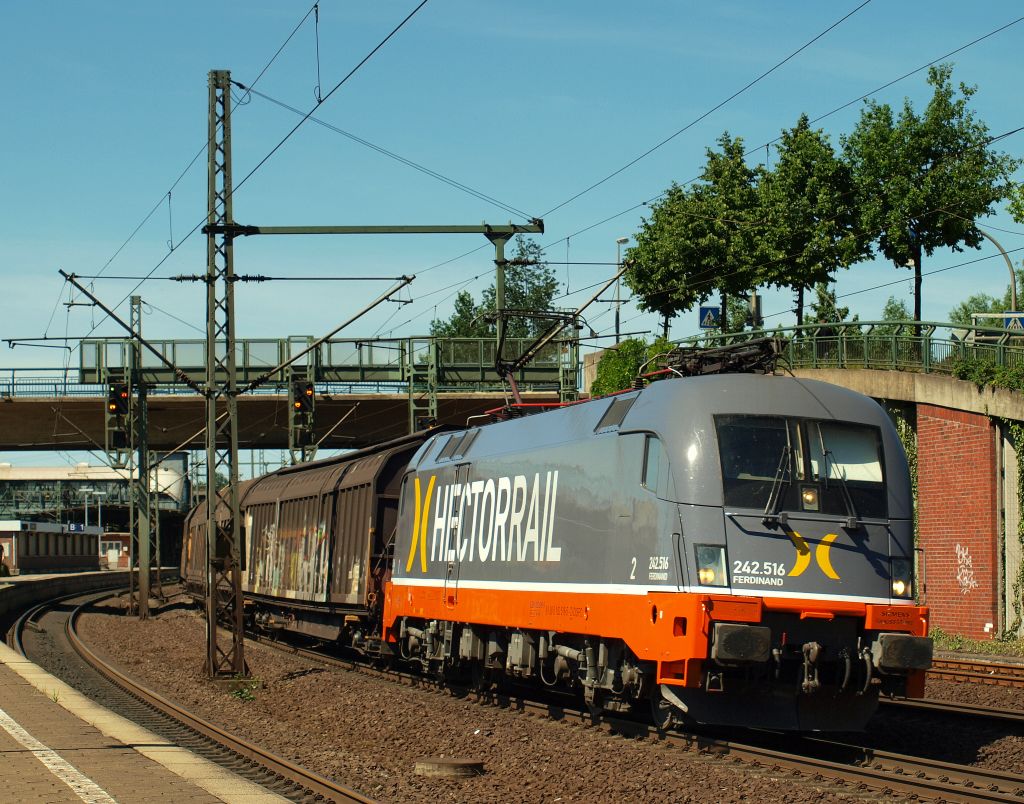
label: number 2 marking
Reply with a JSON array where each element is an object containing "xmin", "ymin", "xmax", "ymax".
[{"xmin": 630, "ymin": 557, "xmax": 636, "ymax": 580}]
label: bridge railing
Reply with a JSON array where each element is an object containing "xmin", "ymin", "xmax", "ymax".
[
  {"xmin": 678, "ymin": 320, "xmax": 1024, "ymax": 375},
  {"xmin": 0, "ymin": 335, "xmax": 577, "ymax": 399}
]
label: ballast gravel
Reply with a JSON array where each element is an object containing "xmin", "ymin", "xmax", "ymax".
[
  {"xmin": 77, "ymin": 593, "xmax": 878, "ymax": 804},
  {"xmin": 77, "ymin": 592, "xmax": 1024, "ymax": 800}
]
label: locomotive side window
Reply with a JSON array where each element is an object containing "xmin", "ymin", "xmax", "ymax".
[{"xmin": 643, "ymin": 435, "xmax": 662, "ymax": 494}]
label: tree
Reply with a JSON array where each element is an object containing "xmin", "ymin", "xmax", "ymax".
[
  {"xmin": 589, "ymin": 337, "xmax": 674, "ymax": 397},
  {"xmin": 881, "ymin": 296, "xmax": 912, "ymax": 321},
  {"xmin": 875, "ymin": 296, "xmax": 912, "ymax": 336},
  {"xmin": 806, "ymin": 282, "xmax": 853, "ymax": 325},
  {"xmin": 430, "ymin": 290, "xmax": 489, "ymax": 338},
  {"xmin": 843, "ymin": 64, "xmax": 1019, "ymax": 325},
  {"xmin": 430, "ymin": 237, "xmax": 559, "ymax": 339},
  {"xmin": 759, "ymin": 115, "xmax": 869, "ymax": 326},
  {"xmin": 625, "ymin": 133, "xmax": 760, "ymax": 333},
  {"xmin": 947, "ymin": 268, "xmax": 1024, "ymax": 325}
]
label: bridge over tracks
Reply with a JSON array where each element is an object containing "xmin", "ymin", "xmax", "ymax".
[{"xmin": 0, "ymin": 335, "xmax": 576, "ymax": 451}]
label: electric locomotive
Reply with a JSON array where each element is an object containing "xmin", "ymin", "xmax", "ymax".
[{"xmin": 385, "ymin": 372, "xmax": 932, "ymax": 731}]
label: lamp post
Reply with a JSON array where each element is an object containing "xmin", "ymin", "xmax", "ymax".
[
  {"xmin": 615, "ymin": 237, "xmax": 629, "ymax": 342},
  {"xmin": 976, "ymin": 226, "xmax": 1018, "ymax": 312},
  {"xmin": 80, "ymin": 487, "xmax": 94, "ymax": 527}
]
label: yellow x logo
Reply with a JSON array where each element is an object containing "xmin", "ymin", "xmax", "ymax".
[
  {"xmin": 405, "ymin": 475, "xmax": 436, "ymax": 573},
  {"xmin": 786, "ymin": 530, "xmax": 840, "ymax": 580}
]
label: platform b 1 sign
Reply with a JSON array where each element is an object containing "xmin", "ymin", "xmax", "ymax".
[{"xmin": 699, "ymin": 305, "xmax": 721, "ymax": 329}]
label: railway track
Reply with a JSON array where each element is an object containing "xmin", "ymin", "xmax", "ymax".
[
  {"xmin": 10, "ymin": 591, "xmax": 373, "ymax": 804},
  {"xmin": 929, "ymin": 657, "xmax": 1024, "ymax": 688},
  {"xmin": 884, "ymin": 695, "xmax": 1024, "ymax": 725},
  {"xmin": 245, "ymin": 631, "xmax": 1024, "ymax": 803}
]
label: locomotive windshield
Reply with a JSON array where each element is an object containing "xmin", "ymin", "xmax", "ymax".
[{"xmin": 716, "ymin": 415, "xmax": 886, "ymax": 518}]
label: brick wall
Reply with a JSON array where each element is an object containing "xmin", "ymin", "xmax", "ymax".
[{"xmin": 916, "ymin": 404, "xmax": 999, "ymax": 638}]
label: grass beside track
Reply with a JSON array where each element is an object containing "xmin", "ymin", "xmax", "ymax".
[{"xmin": 930, "ymin": 625, "xmax": 1024, "ymax": 658}]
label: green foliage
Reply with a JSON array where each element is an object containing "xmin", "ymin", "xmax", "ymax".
[
  {"xmin": 229, "ymin": 675, "xmax": 261, "ymax": 703},
  {"xmin": 1007, "ymin": 420, "xmax": 1024, "ymax": 635},
  {"xmin": 625, "ymin": 133, "xmax": 760, "ymax": 328},
  {"xmin": 726, "ymin": 295, "xmax": 753, "ymax": 334},
  {"xmin": 880, "ymin": 296, "xmax": 912, "ymax": 321},
  {"xmin": 590, "ymin": 337, "xmax": 674, "ymax": 397},
  {"xmin": 1009, "ymin": 182, "xmax": 1024, "ymax": 224},
  {"xmin": 759, "ymin": 115, "xmax": 869, "ymax": 324},
  {"xmin": 873, "ymin": 296, "xmax": 912, "ymax": 336},
  {"xmin": 930, "ymin": 624, "xmax": 1024, "ymax": 656},
  {"xmin": 947, "ymin": 268, "xmax": 1024, "ymax": 325},
  {"xmin": 950, "ymin": 357, "xmax": 1024, "ymax": 390},
  {"xmin": 806, "ymin": 282, "xmax": 854, "ymax": 325},
  {"xmin": 842, "ymin": 64, "xmax": 1020, "ymax": 322},
  {"xmin": 430, "ymin": 237, "xmax": 559, "ymax": 339},
  {"xmin": 430, "ymin": 290, "xmax": 489, "ymax": 338},
  {"xmin": 887, "ymin": 403, "xmax": 918, "ymax": 545}
]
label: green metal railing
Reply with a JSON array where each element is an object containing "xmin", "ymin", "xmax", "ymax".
[
  {"xmin": 679, "ymin": 320, "xmax": 1024, "ymax": 376},
  {"xmin": 70, "ymin": 335, "xmax": 579, "ymax": 397}
]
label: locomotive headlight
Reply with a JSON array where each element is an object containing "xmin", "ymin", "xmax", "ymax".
[
  {"xmin": 800, "ymin": 485, "xmax": 819, "ymax": 511},
  {"xmin": 695, "ymin": 544, "xmax": 728, "ymax": 588},
  {"xmin": 890, "ymin": 557, "xmax": 913, "ymax": 599}
]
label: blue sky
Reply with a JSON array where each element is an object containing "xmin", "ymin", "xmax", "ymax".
[{"xmin": 1, "ymin": 1, "xmax": 1023, "ymax": 465}]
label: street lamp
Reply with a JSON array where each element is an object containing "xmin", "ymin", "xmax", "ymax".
[
  {"xmin": 80, "ymin": 487, "xmax": 94, "ymax": 527},
  {"xmin": 975, "ymin": 226, "xmax": 1018, "ymax": 312},
  {"xmin": 615, "ymin": 237, "xmax": 629, "ymax": 342}
]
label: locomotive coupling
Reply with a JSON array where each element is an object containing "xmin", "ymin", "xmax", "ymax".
[{"xmin": 870, "ymin": 632, "xmax": 933, "ymax": 672}]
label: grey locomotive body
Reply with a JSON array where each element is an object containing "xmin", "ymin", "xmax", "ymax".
[{"xmin": 385, "ymin": 374, "xmax": 931, "ymax": 730}]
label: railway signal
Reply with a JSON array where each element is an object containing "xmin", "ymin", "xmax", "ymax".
[
  {"xmin": 107, "ymin": 382, "xmax": 130, "ymax": 415},
  {"xmin": 293, "ymin": 382, "xmax": 315, "ymax": 414}
]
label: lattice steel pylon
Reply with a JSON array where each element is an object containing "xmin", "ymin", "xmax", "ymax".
[
  {"xmin": 202, "ymin": 69, "xmax": 246, "ymax": 677},
  {"xmin": 128, "ymin": 295, "xmax": 153, "ymax": 619}
]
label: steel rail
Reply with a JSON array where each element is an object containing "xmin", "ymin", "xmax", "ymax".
[
  {"xmin": 929, "ymin": 658, "xmax": 1024, "ymax": 688},
  {"xmin": 65, "ymin": 597, "xmax": 373, "ymax": 804},
  {"xmin": 884, "ymin": 695, "xmax": 1024, "ymax": 725}
]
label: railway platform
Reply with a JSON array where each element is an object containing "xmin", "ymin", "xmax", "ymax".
[
  {"xmin": 0, "ymin": 572, "xmax": 286, "ymax": 803},
  {"xmin": 0, "ymin": 639, "xmax": 286, "ymax": 803}
]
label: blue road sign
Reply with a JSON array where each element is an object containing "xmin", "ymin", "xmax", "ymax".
[
  {"xmin": 699, "ymin": 306, "xmax": 721, "ymax": 329},
  {"xmin": 1004, "ymin": 312, "xmax": 1024, "ymax": 330}
]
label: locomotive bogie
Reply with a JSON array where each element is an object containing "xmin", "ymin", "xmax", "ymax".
[{"xmin": 395, "ymin": 615, "xmax": 652, "ymax": 712}]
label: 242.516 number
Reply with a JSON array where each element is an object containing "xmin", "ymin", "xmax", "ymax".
[{"xmin": 732, "ymin": 560, "xmax": 785, "ymax": 576}]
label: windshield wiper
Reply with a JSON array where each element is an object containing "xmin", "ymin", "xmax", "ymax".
[
  {"xmin": 822, "ymin": 447, "xmax": 860, "ymax": 529},
  {"xmin": 761, "ymin": 444, "xmax": 792, "ymax": 526}
]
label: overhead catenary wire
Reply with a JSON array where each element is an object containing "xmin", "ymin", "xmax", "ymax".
[
  {"xmin": 540, "ymin": 0, "xmax": 874, "ymax": 218},
  {"xmin": 239, "ymin": 84, "xmax": 534, "ymax": 221},
  {"xmin": 545, "ymin": 16, "xmax": 1024, "ymax": 253},
  {"xmin": 551, "ymin": 124, "xmax": 1024, "ymax": 312},
  {"xmin": 408, "ymin": 13, "xmax": 1024, "ymax": 310},
  {"xmin": 54, "ymin": 0, "xmax": 431, "ymax": 366}
]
